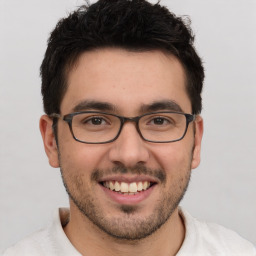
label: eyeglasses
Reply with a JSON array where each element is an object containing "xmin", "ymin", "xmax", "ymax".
[{"xmin": 50, "ymin": 111, "xmax": 195, "ymax": 144}]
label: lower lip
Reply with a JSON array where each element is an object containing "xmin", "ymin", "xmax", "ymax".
[{"xmin": 100, "ymin": 184, "xmax": 155, "ymax": 205}]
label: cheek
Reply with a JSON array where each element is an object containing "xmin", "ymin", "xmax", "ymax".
[
  {"xmin": 58, "ymin": 138, "xmax": 112, "ymax": 174},
  {"xmin": 159, "ymin": 145, "xmax": 193, "ymax": 194},
  {"xmin": 151, "ymin": 140, "xmax": 194, "ymax": 172},
  {"xmin": 58, "ymin": 145, "xmax": 102, "ymax": 193}
]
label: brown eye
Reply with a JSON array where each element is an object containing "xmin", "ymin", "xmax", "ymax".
[
  {"xmin": 153, "ymin": 117, "xmax": 165, "ymax": 125},
  {"xmin": 81, "ymin": 116, "xmax": 108, "ymax": 126},
  {"xmin": 90, "ymin": 117, "xmax": 104, "ymax": 125}
]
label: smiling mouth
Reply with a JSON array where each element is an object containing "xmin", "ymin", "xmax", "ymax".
[{"xmin": 101, "ymin": 181, "xmax": 155, "ymax": 195}]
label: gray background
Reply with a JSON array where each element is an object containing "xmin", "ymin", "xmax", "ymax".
[{"xmin": 0, "ymin": 0, "xmax": 255, "ymax": 251}]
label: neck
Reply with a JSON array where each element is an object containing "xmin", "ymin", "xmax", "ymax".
[{"xmin": 64, "ymin": 203, "xmax": 185, "ymax": 256}]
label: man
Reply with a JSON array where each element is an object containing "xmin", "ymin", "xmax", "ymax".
[{"xmin": 3, "ymin": 0, "xmax": 256, "ymax": 255}]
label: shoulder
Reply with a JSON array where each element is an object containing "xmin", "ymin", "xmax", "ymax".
[
  {"xmin": 2, "ymin": 228, "xmax": 52, "ymax": 256},
  {"xmin": 2, "ymin": 208, "xmax": 78, "ymax": 256},
  {"xmin": 178, "ymin": 209, "xmax": 256, "ymax": 255}
]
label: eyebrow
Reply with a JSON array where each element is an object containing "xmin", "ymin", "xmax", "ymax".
[
  {"xmin": 140, "ymin": 100, "xmax": 183, "ymax": 113},
  {"xmin": 72, "ymin": 99, "xmax": 183, "ymax": 114},
  {"xmin": 72, "ymin": 100, "xmax": 116, "ymax": 112}
]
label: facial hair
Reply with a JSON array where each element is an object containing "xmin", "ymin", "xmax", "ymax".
[{"xmin": 59, "ymin": 158, "xmax": 192, "ymax": 241}]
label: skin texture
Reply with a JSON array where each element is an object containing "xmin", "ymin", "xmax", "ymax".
[{"xmin": 40, "ymin": 48, "xmax": 203, "ymax": 256}]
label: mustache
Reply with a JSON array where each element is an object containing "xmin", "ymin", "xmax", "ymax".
[{"xmin": 91, "ymin": 164, "xmax": 166, "ymax": 183}]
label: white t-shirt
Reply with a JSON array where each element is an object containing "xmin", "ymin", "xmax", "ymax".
[{"xmin": 3, "ymin": 208, "xmax": 256, "ymax": 256}]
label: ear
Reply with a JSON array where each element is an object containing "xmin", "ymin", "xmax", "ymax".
[
  {"xmin": 39, "ymin": 115, "xmax": 60, "ymax": 168},
  {"xmin": 191, "ymin": 115, "xmax": 204, "ymax": 169}
]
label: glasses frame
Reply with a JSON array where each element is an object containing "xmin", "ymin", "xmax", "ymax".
[{"xmin": 50, "ymin": 111, "xmax": 195, "ymax": 144}]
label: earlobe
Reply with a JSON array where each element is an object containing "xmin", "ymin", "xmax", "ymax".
[
  {"xmin": 39, "ymin": 115, "xmax": 60, "ymax": 168},
  {"xmin": 191, "ymin": 116, "xmax": 204, "ymax": 169}
]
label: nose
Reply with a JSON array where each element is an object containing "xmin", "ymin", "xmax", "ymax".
[{"xmin": 108, "ymin": 122, "xmax": 150, "ymax": 167}]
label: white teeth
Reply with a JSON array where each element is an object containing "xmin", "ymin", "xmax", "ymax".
[
  {"xmin": 109, "ymin": 181, "xmax": 115, "ymax": 191},
  {"xmin": 114, "ymin": 181, "xmax": 120, "ymax": 192},
  {"xmin": 137, "ymin": 182, "xmax": 143, "ymax": 191},
  {"xmin": 129, "ymin": 182, "xmax": 138, "ymax": 193},
  {"xmin": 143, "ymin": 181, "xmax": 149, "ymax": 190},
  {"xmin": 103, "ymin": 181, "xmax": 151, "ymax": 193},
  {"xmin": 120, "ymin": 182, "xmax": 129, "ymax": 193}
]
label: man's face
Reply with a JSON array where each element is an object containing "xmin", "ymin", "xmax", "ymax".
[{"xmin": 41, "ymin": 48, "xmax": 203, "ymax": 240}]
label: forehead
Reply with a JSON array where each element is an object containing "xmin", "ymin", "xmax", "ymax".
[{"xmin": 61, "ymin": 48, "xmax": 191, "ymax": 114}]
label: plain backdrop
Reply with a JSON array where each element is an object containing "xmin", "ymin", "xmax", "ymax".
[{"xmin": 0, "ymin": 0, "xmax": 255, "ymax": 251}]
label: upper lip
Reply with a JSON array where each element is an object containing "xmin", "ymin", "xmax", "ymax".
[{"xmin": 98, "ymin": 175, "xmax": 159, "ymax": 184}]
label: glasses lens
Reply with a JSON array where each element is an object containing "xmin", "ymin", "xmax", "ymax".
[
  {"xmin": 139, "ymin": 112, "xmax": 187, "ymax": 142},
  {"xmin": 71, "ymin": 113, "xmax": 121, "ymax": 143}
]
